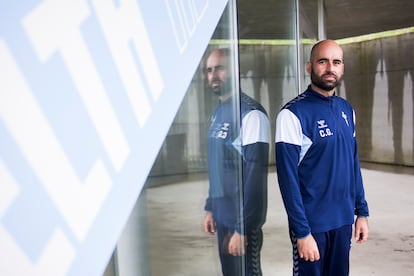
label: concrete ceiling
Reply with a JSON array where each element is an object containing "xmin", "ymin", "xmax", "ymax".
[{"xmin": 214, "ymin": 0, "xmax": 414, "ymax": 40}]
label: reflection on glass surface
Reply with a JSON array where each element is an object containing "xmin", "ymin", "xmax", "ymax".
[
  {"xmin": 203, "ymin": 47, "xmax": 270, "ymax": 275},
  {"xmin": 106, "ymin": 0, "xmax": 298, "ymax": 275}
]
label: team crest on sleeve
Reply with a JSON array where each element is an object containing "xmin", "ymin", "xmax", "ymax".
[{"xmin": 341, "ymin": 111, "xmax": 349, "ymax": 126}]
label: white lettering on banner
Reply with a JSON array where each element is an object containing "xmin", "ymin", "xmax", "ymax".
[
  {"xmin": 0, "ymin": 159, "xmax": 19, "ymax": 218},
  {"xmin": 0, "ymin": 161, "xmax": 75, "ymax": 275},
  {"xmin": 0, "ymin": 40, "xmax": 111, "ymax": 242},
  {"xmin": 22, "ymin": 0, "xmax": 129, "ymax": 172},
  {"xmin": 0, "ymin": 227, "xmax": 75, "ymax": 276},
  {"xmin": 166, "ymin": 0, "xmax": 209, "ymax": 53},
  {"xmin": 91, "ymin": 0, "xmax": 164, "ymax": 127}
]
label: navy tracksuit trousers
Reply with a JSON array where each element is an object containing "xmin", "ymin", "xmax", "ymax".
[
  {"xmin": 290, "ymin": 224, "xmax": 353, "ymax": 276},
  {"xmin": 216, "ymin": 223, "xmax": 263, "ymax": 276}
]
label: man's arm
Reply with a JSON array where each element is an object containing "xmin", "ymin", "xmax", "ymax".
[
  {"xmin": 240, "ymin": 110, "xmax": 270, "ymax": 232},
  {"xmin": 275, "ymin": 109, "xmax": 311, "ymax": 238},
  {"xmin": 276, "ymin": 109, "xmax": 320, "ymax": 260},
  {"xmin": 352, "ymin": 110, "xmax": 369, "ymax": 218}
]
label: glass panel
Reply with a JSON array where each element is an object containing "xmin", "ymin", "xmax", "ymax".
[
  {"xmin": 238, "ymin": 0, "xmax": 298, "ymax": 164},
  {"xmin": 144, "ymin": 3, "xmax": 243, "ymax": 274},
  {"xmin": 298, "ymin": 0, "xmax": 319, "ymax": 92},
  {"xmin": 106, "ymin": 2, "xmax": 242, "ymax": 275},
  {"xmin": 105, "ymin": 0, "xmax": 299, "ymax": 275}
]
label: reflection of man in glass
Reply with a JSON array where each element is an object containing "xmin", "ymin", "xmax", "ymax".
[{"xmin": 203, "ymin": 48, "xmax": 270, "ymax": 275}]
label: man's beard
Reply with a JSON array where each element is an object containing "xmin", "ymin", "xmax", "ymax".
[
  {"xmin": 310, "ymin": 70, "xmax": 341, "ymax": 91},
  {"xmin": 209, "ymin": 78, "xmax": 232, "ymax": 97}
]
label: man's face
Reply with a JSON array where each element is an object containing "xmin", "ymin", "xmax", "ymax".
[
  {"xmin": 308, "ymin": 43, "xmax": 344, "ymax": 92},
  {"xmin": 205, "ymin": 50, "xmax": 232, "ymax": 96}
]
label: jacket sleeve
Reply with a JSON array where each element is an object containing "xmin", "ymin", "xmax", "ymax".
[
  {"xmin": 239, "ymin": 110, "xmax": 270, "ymax": 232},
  {"xmin": 352, "ymin": 110, "xmax": 369, "ymax": 217},
  {"xmin": 204, "ymin": 197, "xmax": 212, "ymax": 212},
  {"xmin": 275, "ymin": 109, "xmax": 311, "ymax": 238}
]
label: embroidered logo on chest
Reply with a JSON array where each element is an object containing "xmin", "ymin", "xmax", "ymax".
[{"xmin": 317, "ymin": 119, "xmax": 334, "ymax": 138}]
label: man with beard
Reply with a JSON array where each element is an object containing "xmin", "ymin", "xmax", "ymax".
[
  {"xmin": 203, "ymin": 48, "xmax": 270, "ymax": 275},
  {"xmin": 275, "ymin": 40, "xmax": 370, "ymax": 276}
]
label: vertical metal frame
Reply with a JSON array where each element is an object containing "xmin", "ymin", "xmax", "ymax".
[
  {"xmin": 294, "ymin": 0, "xmax": 303, "ymax": 93},
  {"xmin": 318, "ymin": 0, "xmax": 326, "ymax": 40},
  {"xmin": 295, "ymin": 0, "xmax": 326, "ymax": 94},
  {"xmin": 228, "ymin": 0, "xmax": 247, "ymax": 273}
]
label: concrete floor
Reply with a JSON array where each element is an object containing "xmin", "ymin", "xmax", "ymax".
[{"xmin": 145, "ymin": 164, "xmax": 414, "ymax": 275}]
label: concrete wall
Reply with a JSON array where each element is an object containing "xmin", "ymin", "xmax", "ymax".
[{"xmin": 340, "ymin": 34, "xmax": 414, "ymax": 165}]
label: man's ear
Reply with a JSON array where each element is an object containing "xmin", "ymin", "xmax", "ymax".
[{"xmin": 306, "ymin": 61, "xmax": 312, "ymax": 74}]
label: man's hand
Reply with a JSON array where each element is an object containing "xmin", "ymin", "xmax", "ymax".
[
  {"xmin": 228, "ymin": 232, "xmax": 246, "ymax": 256},
  {"xmin": 355, "ymin": 217, "xmax": 369, "ymax": 243},
  {"xmin": 297, "ymin": 234, "xmax": 320, "ymax": 262},
  {"xmin": 203, "ymin": 211, "xmax": 216, "ymax": 235}
]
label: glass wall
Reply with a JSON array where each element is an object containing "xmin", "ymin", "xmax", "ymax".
[
  {"xmin": 144, "ymin": 2, "xmax": 245, "ymax": 275},
  {"xmin": 297, "ymin": 0, "xmax": 318, "ymax": 92},
  {"xmin": 106, "ymin": 0, "xmax": 298, "ymax": 275}
]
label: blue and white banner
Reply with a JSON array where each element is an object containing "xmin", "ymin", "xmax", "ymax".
[{"xmin": 0, "ymin": 0, "xmax": 228, "ymax": 275}]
